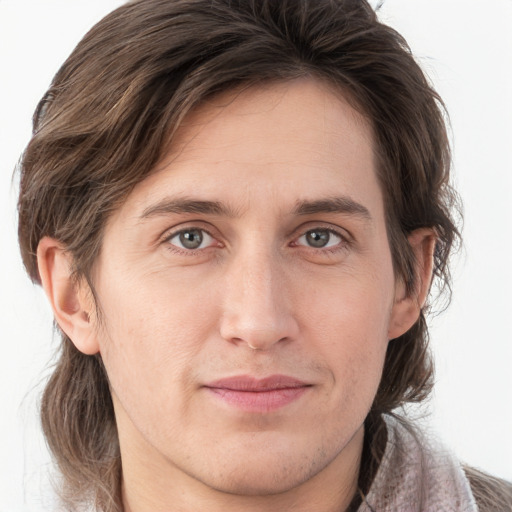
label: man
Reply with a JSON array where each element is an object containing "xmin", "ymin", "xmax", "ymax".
[{"xmin": 16, "ymin": 0, "xmax": 512, "ymax": 511}]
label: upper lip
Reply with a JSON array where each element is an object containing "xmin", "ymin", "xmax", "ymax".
[{"xmin": 205, "ymin": 375, "xmax": 310, "ymax": 391}]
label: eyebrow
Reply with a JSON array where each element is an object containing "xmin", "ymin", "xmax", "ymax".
[
  {"xmin": 139, "ymin": 195, "xmax": 371, "ymax": 222},
  {"xmin": 140, "ymin": 197, "xmax": 237, "ymax": 219},
  {"xmin": 293, "ymin": 197, "xmax": 372, "ymax": 221}
]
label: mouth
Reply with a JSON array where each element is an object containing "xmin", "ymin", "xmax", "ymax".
[{"xmin": 203, "ymin": 375, "xmax": 312, "ymax": 412}]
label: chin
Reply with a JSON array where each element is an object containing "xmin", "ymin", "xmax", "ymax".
[
  {"xmin": 188, "ymin": 438, "xmax": 335, "ymax": 497},
  {"xmin": 202, "ymin": 466, "xmax": 312, "ymax": 497}
]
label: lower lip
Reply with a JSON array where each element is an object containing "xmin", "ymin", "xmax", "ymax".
[{"xmin": 205, "ymin": 387, "xmax": 309, "ymax": 412}]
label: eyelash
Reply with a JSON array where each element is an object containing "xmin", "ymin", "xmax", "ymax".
[
  {"xmin": 161, "ymin": 225, "xmax": 350, "ymax": 256},
  {"xmin": 162, "ymin": 226, "xmax": 220, "ymax": 256},
  {"xmin": 293, "ymin": 228, "xmax": 349, "ymax": 254}
]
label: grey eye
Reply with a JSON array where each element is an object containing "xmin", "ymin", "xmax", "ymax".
[
  {"xmin": 297, "ymin": 229, "xmax": 342, "ymax": 248},
  {"xmin": 169, "ymin": 229, "xmax": 213, "ymax": 250}
]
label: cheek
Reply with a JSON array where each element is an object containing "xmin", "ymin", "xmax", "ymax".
[
  {"xmin": 300, "ymin": 268, "xmax": 393, "ymax": 393},
  {"xmin": 301, "ymin": 264, "xmax": 394, "ymax": 343},
  {"xmin": 97, "ymin": 263, "xmax": 216, "ymax": 349},
  {"xmin": 93, "ymin": 271, "xmax": 216, "ymax": 420}
]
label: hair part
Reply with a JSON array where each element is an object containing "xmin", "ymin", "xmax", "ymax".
[{"xmin": 17, "ymin": 0, "xmax": 460, "ymax": 510}]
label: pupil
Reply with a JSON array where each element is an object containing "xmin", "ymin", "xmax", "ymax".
[
  {"xmin": 306, "ymin": 230, "xmax": 329, "ymax": 248},
  {"xmin": 180, "ymin": 229, "xmax": 203, "ymax": 249}
]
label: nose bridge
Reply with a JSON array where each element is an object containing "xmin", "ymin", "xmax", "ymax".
[{"xmin": 220, "ymin": 242, "xmax": 296, "ymax": 349}]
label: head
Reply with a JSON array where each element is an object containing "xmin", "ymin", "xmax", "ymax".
[{"xmin": 17, "ymin": 0, "xmax": 459, "ymax": 510}]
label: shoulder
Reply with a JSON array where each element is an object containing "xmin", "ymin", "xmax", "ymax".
[{"xmin": 464, "ymin": 465, "xmax": 512, "ymax": 512}]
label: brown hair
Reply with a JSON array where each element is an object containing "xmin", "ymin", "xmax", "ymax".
[{"xmin": 17, "ymin": 0, "xmax": 459, "ymax": 510}]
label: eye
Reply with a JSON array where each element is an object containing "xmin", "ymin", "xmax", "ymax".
[
  {"xmin": 167, "ymin": 228, "xmax": 215, "ymax": 250},
  {"xmin": 296, "ymin": 228, "xmax": 343, "ymax": 249}
]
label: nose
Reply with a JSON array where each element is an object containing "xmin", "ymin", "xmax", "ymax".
[{"xmin": 219, "ymin": 247, "xmax": 299, "ymax": 351}]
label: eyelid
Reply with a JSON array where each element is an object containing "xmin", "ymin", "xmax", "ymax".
[
  {"xmin": 159, "ymin": 221, "xmax": 351, "ymax": 255},
  {"xmin": 160, "ymin": 220, "xmax": 217, "ymax": 240},
  {"xmin": 295, "ymin": 228, "xmax": 343, "ymax": 248},
  {"xmin": 291, "ymin": 222, "xmax": 352, "ymax": 244},
  {"xmin": 168, "ymin": 229, "xmax": 215, "ymax": 250},
  {"xmin": 160, "ymin": 223, "xmax": 223, "ymax": 252}
]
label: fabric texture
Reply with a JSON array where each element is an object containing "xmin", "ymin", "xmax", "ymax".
[{"xmin": 358, "ymin": 415, "xmax": 479, "ymax": 512}]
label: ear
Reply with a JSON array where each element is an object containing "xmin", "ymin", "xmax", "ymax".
[
  {"xmin": 388, "ymin": 228, "xmax": 436, "ymax": 340},
  {"xmin": 37, "ymin": 237, "xmax": 100, "ymax": 355}
]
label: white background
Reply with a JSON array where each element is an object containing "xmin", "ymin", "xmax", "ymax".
[{"xmin": 0, "ymin": 0, "xmax": 511, "ymax": 510}]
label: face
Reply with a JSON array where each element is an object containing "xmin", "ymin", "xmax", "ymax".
[{"xmin": 87, "ymin": 79, "xmax": 408, "ymax": 497}]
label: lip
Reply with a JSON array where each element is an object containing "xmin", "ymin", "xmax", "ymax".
[{"xmin": 203, "ymin": 375, "xmax": 311, "ymax": 413}]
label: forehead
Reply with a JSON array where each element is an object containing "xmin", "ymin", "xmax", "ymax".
[
  {"xmin": 110, "ymin": 78, "xmax": 381, "ymax": 224},
  {"xmin": 172, "ymin": 78, "xmax": 372, "ymax": 156}
]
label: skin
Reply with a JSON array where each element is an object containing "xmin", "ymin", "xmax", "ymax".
[{"xmin": 38, "ymin": 78, "xmax": 434, "ymax": 512}]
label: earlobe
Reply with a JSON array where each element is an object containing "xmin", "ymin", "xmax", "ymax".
[
  {"xmin": 388, "ymin": 228, "xmax": 436, "ymax": 340},
  {"xmin": 37, "ymin": 237, "xmax": 100, "ymax": 355}
]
